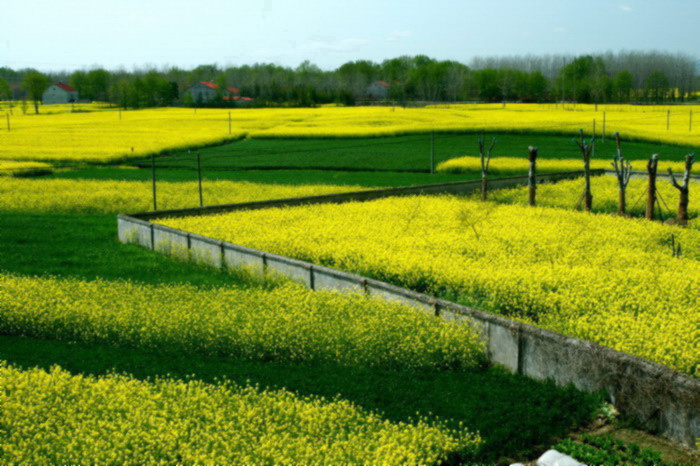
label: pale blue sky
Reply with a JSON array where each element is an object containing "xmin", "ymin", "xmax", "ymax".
[{"xmin": 1, "ymin": 0, "xmax": 697, "ymax": 71}]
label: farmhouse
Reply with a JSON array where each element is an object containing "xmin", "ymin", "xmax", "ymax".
[
  {"xmin": 367, "ymin": 80, "xmax": 391, "ymax": 99},
  {"xmin": 181, "ymin": 81, "xmax": 242, "ymax": 103},
  {"xmin": 43, "ymin": 83, "xmax": 78, "ymax": 104},
  {"xmin": 8, "ymin": 84, "xmax": 26, "ymax": 100}
]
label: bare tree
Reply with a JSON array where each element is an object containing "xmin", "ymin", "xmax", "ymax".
[
  {"xmin": 668, "ymin": 153, "xmax": 696, "ymax": 225},
  {"xmin": 611, "ymin": 133, "xmax": 633, "ymax": 214},
  {"xmin": 573, "ymin": 129, "xmax": 594, "ymax": 212},
  {"xmin": 478, "ymin": 134, "xmax": 497, "ymax": 201}
]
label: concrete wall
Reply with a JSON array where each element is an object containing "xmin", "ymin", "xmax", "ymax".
[{"xmin": 118, "ymin": 211, "xmax": 700, "ymax": 449}]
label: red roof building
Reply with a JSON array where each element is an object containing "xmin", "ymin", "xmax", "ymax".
[
  {"xmin": 43, "ymin": 82, "xmax": 79, "ymax": 104},
  {"xmin": 56, "ymin": 83, "xmax": 77, "ymax": 92},
  {"xmin": 181, "ymin": 81, "xmax": 252, "ymax": 104}
]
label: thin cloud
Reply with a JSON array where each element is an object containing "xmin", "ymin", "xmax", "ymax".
[
  {"xmin": 619, "ymin": 5, "xmax": 633, "ymax": 11},
  {"xmin": 386, "ymin": 30, "xmax": 412, "ymax": 42},
  {"xmin": 553, "ymin": 26, "xmax": 567, "ymax": 34},
  {"xmin": 302, "ymin": 38, "xmax": 370, "ymax": 54}
]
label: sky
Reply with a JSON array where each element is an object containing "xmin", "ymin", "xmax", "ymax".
[{"xmin": 1, "ymin": 0, "xmax": 698, "ymax": 72}]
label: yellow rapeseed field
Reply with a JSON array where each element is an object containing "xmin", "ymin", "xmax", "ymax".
[
  {"xmin": 0, "ymin": 161, "xmax": 53, "ymax": 176},
  {"xmin": 0, "ymin": 273, "xmax": 485, "ymax": 370},
  {"xmin": 0, "ymin": 103, "xmax": 697, "ymax": 163},
  {"xmin": 0, "ymin": 178, "xmax": 366, "ymax": 214},
  {"xmin": 158, "ymin": 196, "xmax": 700, "ymax": 377},
  {"xmin": 0, "ymin": 363, "xmax": 480, "ymax": 463}
]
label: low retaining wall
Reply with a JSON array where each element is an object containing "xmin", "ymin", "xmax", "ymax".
[{"xmin": 117, "ymin": 172, "xmax": 699, "ymax": 449}]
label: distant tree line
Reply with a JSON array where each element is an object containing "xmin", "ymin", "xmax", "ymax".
[{"xmin": 0, "ymin": 51, "xmax": 696, "ymax": 111}]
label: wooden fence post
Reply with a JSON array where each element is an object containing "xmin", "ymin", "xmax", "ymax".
[
  {"xmin": 646, "ymin": 154, "xmax": 659, "ymax": 220},
  {"xmin": 528, "ymin": 146, "xmax": 538, "ymax": 206}
]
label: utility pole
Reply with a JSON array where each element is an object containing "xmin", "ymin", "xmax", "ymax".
[
  {"xmin": 228, "ymin": 111, "xmax": 232, "ymax": 135},
  {"xmin": 430, "ymin": 131, "xmax": 435, "ymax": 174},
  {"xmin": 151, "ymin": 153, "xmax": 157, "ymax": 211},
  {"xmin": 197, "ymin": 152, "xmax": 203, "ymax": 207},
  {"xmin": 602, "ymin": 111, "xmax": 606, "ymax": 141}
]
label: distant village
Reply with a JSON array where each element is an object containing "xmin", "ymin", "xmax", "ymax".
[
  {"xmin": 1, "ymin": 51, "xmax": 697, "ymax": 110},
  {"xmin": 9, "ymin": 79, "xmax": 394, "ymax": 107},
  {"xmin": 33, "ymin": 81, "xmax": 256, "ymax": 106}
]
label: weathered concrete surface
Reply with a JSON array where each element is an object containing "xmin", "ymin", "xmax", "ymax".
[
  {"xmin": 265, "ymin": 254, "xmax": 313, "ymax": 288},
  {"xmin": 152, "ymin": 227, "xmax": 189, "ymax": 260},
  {"xmin": 188, "ymin": 235, "xmax": 223, "ymax": 269},
  {"xmin": 313, "ymin": 268, "xmax": 365, "ymax": 293},
  {"xmin": 219, "ymin": 244, "xmax": 261, "ymax": 276}
]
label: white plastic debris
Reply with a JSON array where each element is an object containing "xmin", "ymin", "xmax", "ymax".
[{"xmin": 537, "ymin": 449, "xmax": 586, "ymax": 466}]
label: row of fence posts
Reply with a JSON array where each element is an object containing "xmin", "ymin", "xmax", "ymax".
[{"xmin": 520, "ymin": 131, "xmax": 696, "ymax": 226}]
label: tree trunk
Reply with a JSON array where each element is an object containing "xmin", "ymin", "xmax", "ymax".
[
  {"xmin": 675, "ymin": 154, "xmax": 694, "ymax": 225},
  {"xmin": 528, "ymin": 146, "xmax": 537, "ymax": 207},
  {"xmin": 677, "ymin": 188, "xmax": 689, "ymax": 225},
  {"xmin": 481, "ymin": 174, "xmax": 487, "ymax": 201},
  {"xmin": 646, "ymin": 154, "xmax": 659, "ymax": 220},
  {"xmin": 618, "ymin": 187, "xmax": 626, "ymax": 214},
  {"xmin": 583, "ymin": 159, "xmax": 592, "ymax": 212}
]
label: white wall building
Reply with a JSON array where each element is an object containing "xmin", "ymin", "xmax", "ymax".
[
  {"xmin": 367, "ymin": 81, "xmax": 391, "ymax": 99},
  {"xmin": 43, "ymin": 83, "xmax": 78, "ymax": 104},
  {"xmin": 181, "ymin": 81, "xmax": 220, "ymax": 103}
]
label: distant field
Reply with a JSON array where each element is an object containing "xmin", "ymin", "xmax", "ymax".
[
  {"xmin": 146, "ymin": 132, "xmax": 697, "ymax": 174},
  {"xmin": 0, "ymin": 103, "xmax": 697, "ymax": 164}
]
